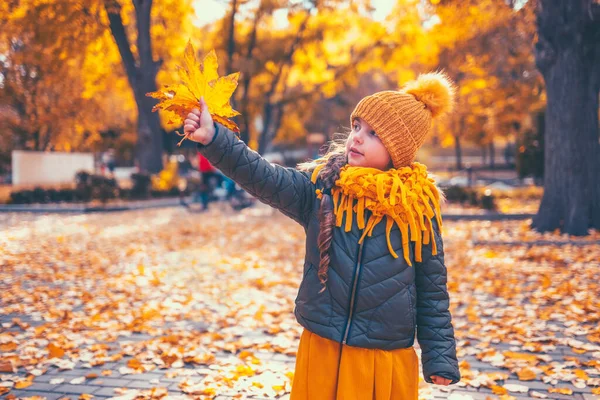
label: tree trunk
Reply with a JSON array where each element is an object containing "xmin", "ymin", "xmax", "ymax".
[
  {"xmin": 532, "ymin": 0, "xmax": 600, "ymax": 235},
  {"xmin": 454, "ymin": 135, "xmax": 463, "ymax": 170},
  {"xmin": 488, "ymin": 141, "xmax": 495, "ymax": 169},
  {"xmin": 239, "ymin": 1, "xmax": 264, "ymax": 144},
  {"xmin": 225, "ymin": 0, "xmax": 238, "ymax": 76},
  {"xmin": 257, "ymin": 6, "xmax": 314, "ymax": 154},
  {"xmin": 135, "ymin": 85, "xmax": 164, "ymax": 173},
  {"xmin": 258, "ymin": 103, "xmax": 274, "ymax": 154},
  {"xmin": 105, "ymin": 0, "xmax": 164, "ymax": 173}
]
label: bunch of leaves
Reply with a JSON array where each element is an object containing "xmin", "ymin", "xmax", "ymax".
[{"xmin": 147, "ymin": 41, "xmax": 240, "ymax": 146}]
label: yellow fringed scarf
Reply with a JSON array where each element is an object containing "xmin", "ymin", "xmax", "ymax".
[{"xmin": 311, "ymin": 162, "xmax": 443, "ymax": 266}]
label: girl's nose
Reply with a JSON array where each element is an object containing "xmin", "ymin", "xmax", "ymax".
[{"xmin": 354, "ymin": 131, "xmax": 364, "ymax": 144}]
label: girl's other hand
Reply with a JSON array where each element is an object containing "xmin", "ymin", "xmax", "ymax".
[
  {"xmin": 184, "ymin": 97, "xmax": 215, "ymax": 145},
  {"xmin": 430, "ymin": 375, "xmax": 451, "ymax": 386}
]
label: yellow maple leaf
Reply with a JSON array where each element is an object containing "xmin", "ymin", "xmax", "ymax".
[{"xmin": 147, "ymin": 41, "xmax": 241, "ymax": 145}]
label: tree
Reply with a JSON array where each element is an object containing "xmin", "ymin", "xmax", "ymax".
[
  {"xmin": 425, "ymin": 0, "xmax": 542, "ymax": 170},
  {"xmin": 0, "ymin": 3, "xmax": 113, "ymax": 156},
  {"xmin": 1, "ymin": 1, "xmax": 193, "ymax": 173},
  {"xmin": 104, "ymin": 0, "xmax": 175, "ymax": 173},
  {"xmin": 531, "ymin": 0, "xmax": 600, "ymax": 235},
  {"xmin": 199, "ymin": 0, "xmax": 426, "ymax": 152}
]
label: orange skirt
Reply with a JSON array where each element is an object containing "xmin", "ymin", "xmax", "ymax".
[{"xmin": 290, "ymin": 328, "xmax": 419, "ymax": 400}]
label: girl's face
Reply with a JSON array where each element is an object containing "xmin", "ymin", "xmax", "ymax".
[{"xmin": 346, "ymin": 117, "xmax": 392, "ymax": 170}]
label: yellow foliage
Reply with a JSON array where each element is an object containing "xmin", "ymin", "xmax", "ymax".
[
  {"xmin": 147, "ymin": 42, "xmax": 241, "ymax": 142},
  {"xmin": 151, "ymin": 158, "xmax": 180, "ymax": 191}
]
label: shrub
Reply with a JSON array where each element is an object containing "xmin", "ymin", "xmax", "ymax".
[
  {"xmin": 442, "ymin": 185, "xmax": 471, "ymax": 203},
  {"xmin": 130, "ymin": 172, "xmax": 151, "ymax": 199}
]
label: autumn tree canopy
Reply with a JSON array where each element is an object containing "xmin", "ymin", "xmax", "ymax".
[{"xmin": 1, "ymin": 0, "xmax": 546, "ymax": 174}]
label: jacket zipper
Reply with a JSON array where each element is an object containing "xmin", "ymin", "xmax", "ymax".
[{"xmin": 341, "ymin": 238, "xmax": 366, "ymax": 345}]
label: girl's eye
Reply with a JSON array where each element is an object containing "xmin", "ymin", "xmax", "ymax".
[
  {"xmin": 370, "ymin": 131, "xmax": 377, "ymax": 137},
  {"xmin": 353, "ymin": 123, "xmax": 360, "ymax": 131}
]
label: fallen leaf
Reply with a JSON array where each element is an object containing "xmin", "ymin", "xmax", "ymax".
[
  {"xmin": 530, "ymin": 391, "xmax": 548, "ymax": 398},
  {"xmin": 0, "ymin": 360, "xmax": 15, "ymax": 373},
  {"xmin": 47, "ymin": 343, "xmax": 65, "ymax": 359},
  {"xmin": 516, "ymin": 367, "xmax": 537, "ymax": 381},
  {"xmin": 548, "ymin": 387, "xmax": 573, "ymax": 395},
  {"xmin": 504, "ymin": 383, "xmax": 529, "ymax": 393},
  {"xmin": 69, "ymin": 377, "xmax": 85, "ymax": 385},
  {"xmin": 14, "ymin": 380, "xmax": 33, "ymax": 389}
]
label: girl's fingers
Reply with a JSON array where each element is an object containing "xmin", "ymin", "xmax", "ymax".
[
  {"xmin": 184, "ymin": 121, "xmax": 198, "ymax": 129},
  {"xmin": 184, "ymin": 123, "xmax": 198, "ymax": 134},
  {"xmin": 431, "ymin": 376, "xmax": 449, "ymax": 385},
  {"xmin": 187, "ymin": 112, "xmax": 200, "ymax": 122}
]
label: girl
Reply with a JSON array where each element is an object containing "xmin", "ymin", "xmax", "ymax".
[{"xmin": 184, "ymin": 72, "xmax": 461, "ymax": 399}]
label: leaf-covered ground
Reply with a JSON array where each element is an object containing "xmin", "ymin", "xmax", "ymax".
[{"xmin": 1, "ymin": 205, "xmax": 599, "ymax": 400}]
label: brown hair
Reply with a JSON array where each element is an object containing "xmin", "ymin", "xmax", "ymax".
[{"xmin": 298, "ymin": 133, "xmax": 349, "ymax": 293}]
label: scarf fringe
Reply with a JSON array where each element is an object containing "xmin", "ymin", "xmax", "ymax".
[{"xmin": 311, "ymin": 163, "xmax": 442, "ymax": 266}]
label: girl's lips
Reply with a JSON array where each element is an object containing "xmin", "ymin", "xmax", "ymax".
[{"xmin": 349, "ymin": 149, "xmax": 363, "ymax": 157}]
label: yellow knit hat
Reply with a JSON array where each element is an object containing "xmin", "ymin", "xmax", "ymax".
[{"xmin": 350, "ymin": 72, "xmax": 456, "ymax": 168}]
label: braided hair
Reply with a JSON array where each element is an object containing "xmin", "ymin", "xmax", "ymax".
[{"xmin": 298, "ymin": 136, "xmax": 348, "ymax": 293}]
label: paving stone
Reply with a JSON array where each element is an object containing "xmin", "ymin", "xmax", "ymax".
[
  {"xmin": 93, "ymin": 387, "xmax": 120, "ymax": 397},
  {"xmin": 32, "ymin": 374, "xmax": 64, "ymax": 383},
  {"xmin": 553, "ymin": 383, "xmax": 596, "ymax": 394},
  {"xmin": 121, "ymin": 372, "xmax": 164, "ymax": 380},
  {"xmin": 271, "ymin": 354, "xmax": 295, "ymax": 362},
  {"xmin": 53, "ymin": 384, "xmax": 100, "ymax": 394},
  {"xmin": 463, "ymin": 360, "xmax": 495, "ymax": 370},
  {"xmin": 445, "ymin": 391, "xmax": 496, "ymax": 399},
  {"xmin": 3, "ymin": 390, "xmax": 68, "ymax": 400},
  {"xmin": 125, "ymin": 380, "xmax": 165, "ymax": 389},
  {"xmin": 85, "ymin": 377, "xmax": 133, "ymax": 387},
  {"xmin": 503, "ymin": 379, "xmax": 552, "ymax": 391},
  {"xmin": 542, "ymin": 393, "xmax": 585, "ymax": 400},
  {"xmin": 75, "ymin": 366, "xmax": 118, "ymax": 375},
  {"xmin": 40, "ymin": 393, "xmax": 72, "ymax": 400},
  {"xmin": 17, "ymin": 382, "xmax": 63, "ymax": 392},
  {"xmin": 157, "ymin": 375, "xmax": 182, "ymax": 383},
  {"xmin": 44, "ymin": 368, "xmax": 84, "ymax": 376},
  {"xmin": 582, "ymin": 395, "xmax": 600, "ymax": 400}
]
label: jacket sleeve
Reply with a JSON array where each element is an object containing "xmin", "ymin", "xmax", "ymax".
[
  {"xmin": 415, "ymin": 217, "xmax": 461, "ymax": 385},
  {"xmin": 197, "ymin": 123, "xmax": 315, "ymax": 227}
]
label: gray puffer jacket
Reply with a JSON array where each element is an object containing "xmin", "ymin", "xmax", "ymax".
[{"xmin": 198, "ymin": 123, "xmax": 461, "ymax": 385}]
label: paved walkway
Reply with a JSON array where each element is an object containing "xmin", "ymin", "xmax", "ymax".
[
  {"xmin": 1, "ymin": 207, "xmax": 599, "ymax": 400},
  {"xmin": 3, "ymin": 321, "xmax": 597, "ymax": 400}
]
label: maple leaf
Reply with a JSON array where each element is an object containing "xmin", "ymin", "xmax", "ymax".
[{"xmin": 146, "ymin": 41, "xmax": 241, "ymax": 146}]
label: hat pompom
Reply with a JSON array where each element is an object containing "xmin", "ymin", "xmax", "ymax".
[{"xmin": 403, "ymin": 72, "xmax": 456, "ymax": 118}]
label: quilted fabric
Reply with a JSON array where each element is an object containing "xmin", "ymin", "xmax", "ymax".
[{"xmin": 198, "ymin": 124, "xmax": 461, "ymax": 385}]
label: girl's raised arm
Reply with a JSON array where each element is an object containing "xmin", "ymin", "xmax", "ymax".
[{"xmin": 196, "ymin": 122, "xmax": 315, "ymax": 227}]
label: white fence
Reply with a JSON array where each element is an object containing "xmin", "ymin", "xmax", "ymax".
[{"xmin": 11, "ymin": 150, "xmax": 94, "ymax": 186}]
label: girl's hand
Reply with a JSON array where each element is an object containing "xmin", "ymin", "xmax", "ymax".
[
  {"xmin": 430, "ymin": 375, "xmax": 451, "ymax": 386},
  {"xmin": 184, "ymin": 97, "xmax": 216, "ymax": 145}
]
